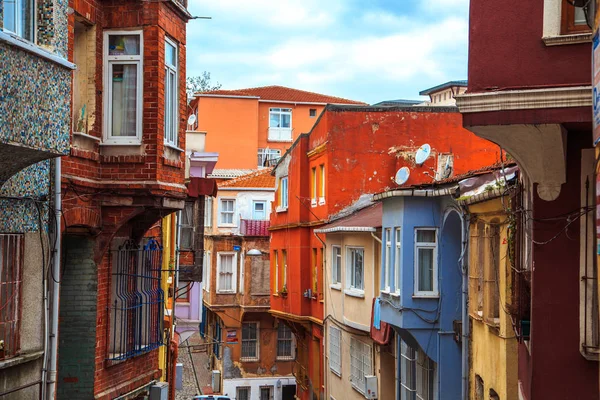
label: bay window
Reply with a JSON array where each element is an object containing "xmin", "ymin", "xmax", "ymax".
[
  {"xmin": 104, "ymin": 31, "xmax": 143, "ymax": 144},
  {"xmin": 269, "ymin": 108, "xmax": 292, "ymax": 141},
  {"xmin": 164, "ymin": 38, "xmax": 179, "ymax": 147}
]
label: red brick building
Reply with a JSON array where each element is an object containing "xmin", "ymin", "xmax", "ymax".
[
  {"xmin": 456, "ymin": 1, "xmax": 599, "ymax": 398},
  {"xmin": 269, "ymin": 105, "xmax": 501, "ymax": 400},
  {"xmin": 57, "ymin": 0, "xmax": 191, "ymax": 398}
]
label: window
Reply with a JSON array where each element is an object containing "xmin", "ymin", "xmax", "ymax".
[
  {"xmin": 350, "ymin": 337, "xmax": 372, "ymax": 394},
  {"xmin": 309, "ymin": 108, "xmax": 317, "ymax": 117},
  {"xmin": 237, "ymin": 387, "xmax": 251, "ymax": 400},
  {"xmin": 108, "ymin": 238, "xmax": 163, "ymax": 361},
  {"xmin": 416, "ymin": 348, "xmax": 434, "ymax": 400},
  {"xmin": 258, "ymin": 148, "xmax": 281, "ymax": 167},
  {"xmin": 219, "ymin": 199, "xmax": 236, "ymax": 225},
  {"xmin": 202, "ymin": 251, "xmax": 211, "ymax": 291},
  {"xmin": 346, "ymin": 247, "xmax": 364, "ymax": 292},
  {"xmin": 277, "ymin": 323, "xmax": 294, "ymax": 360},
  {"xmin": 400, "ymin": 340, "xmax": 434, "ymax": 400},
  {"xmin": 104, "ymin": 31, "xmax": 143, "ymax": 143},
  {"xmin": 384, "ymin": 228, "xmax": 391, "ymax": 292},
  {"xmin": 279, "ymin": 177, "xmax": 288, "ymax": 210},
  {"xmin": 269, "ymin": 108, "xmax": 292, "ymax": 141},
  {"xmin": 204, "ymin": 197, "xmax": 213, "ymax": 228},
  {"xmin": 312, "ymin": 248, "xmax": 318, "ymax": 293},
  {"xmin": 0, "ymin": 234, "xmax": 23, "ymax": 360},
  {"xmin": 176, "ymin": 281, "xmax": 190, "ymax": 303},
  {"xmin": 331, "ymin": 246, "xmax": 341, "ymax": 287},
  {"xmin": 561, "ymin": 0, "xmax": 591, "ymax": 34},
  {"xmin": 282, "ymin": 250, "xmax": 288, "ymax": 290},
  {"xmin": 319, "ymin": 164, "xmax": 325, "ymax": 204},
  {"xmin": 260, "ymin": 386, "xmax": 273, "ymax": 400},
  {"xmin": 2, "ymin": 0, "xmax": 33, "ymax": 41},
  {"xmin": 311, "ymin": 167, "xmax": 317, "ymax": 206},
  {"xmin": 485, "ymin": 225, "xmax": 501, "ymax": 323},
  {"xmin": 470, "ymin": 222, "xmax": 485, "ymax": 317},
  {"xmin": 253, "ymin": 201, "xmax": 267, "ymax": 220},
  {"xmin": 241, "ymin": 322, "xmax": 259, "ymax": 361},
  {"xmin": 273, "ymin": 250, "xmax": 279, "ymax": 292},
  {"xmin": 414, "ymin": 228, "xmax": 438, "ymax": 296},
  {"xmin": 180, "ymin": 201, "xmax": 194, "ymax": 249},
  {"xmin": 394, "ymin": 228, "xmax": 401, "ymax": 294},
  {"xmin": 164, "ymin": 38, "xmax": 179, "ymax": 146},
  {"xmin": 212, "ymin": 321, "xmax": 221, "ymax": 359},
  {"xmin": 329, "ymin": 326, "xmax": 341, "ymax": 375},
  {"xmin": 217, "ymin": 252, "xmax": 236, "ymax": 293}
]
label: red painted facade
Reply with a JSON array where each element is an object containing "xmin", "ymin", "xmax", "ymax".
[
  {"xmin": 461, "ymin": 1, "xmax": 599, "ymax": 398},
  {"xmin": 270, "ymin": 106, "xmax": 501, "ymax": 400},
  {"xmin": 57, "ymin": 0, "xmax": 191, "ymax": 398}
]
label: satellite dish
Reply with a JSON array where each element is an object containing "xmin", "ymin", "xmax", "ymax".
[
  {"xmin": 187, "ymin": 114, "xmax": 197, "ymax": 126},
  {"xmin": 395, "ymin": 167, "xmax": 410, "ymax": 186},
  {"xmin": 415, "ymin": 144, "xmax": 431, "ymax": 165}
]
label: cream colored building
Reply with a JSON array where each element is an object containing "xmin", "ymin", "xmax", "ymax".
[{"xmin": 317, "ymin": 203, "xmax": 396, "ymax": 400}]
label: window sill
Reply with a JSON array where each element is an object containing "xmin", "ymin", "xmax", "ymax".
[
  {"xmin": 267, "ymin": 139, "xmax": 293, "ymax": 143},
  {"xmin": 276, "ymin": 356, "xmax": 295, "ymax": 361},
  {"xmin": 351, "ymin": 384, "xmax": 366, "ymax": 396},
  {"xmin": 276, "ymin": 206, "xmax": 288, "ymax": 213},
  {"xmin": 542, "ymin": 32, "xmax": 592, "ymax": 46},
  {"xmin": 412, "ymin": 293, "xmax": 439, "ymax": 299},
  {"xmin": 344, "ymin": 289, "xmax": 365, "ymax": 298},
  {"xmin": 217, "ymin": 224, "xmax": 237, "ymax": 228},
  {"xmin": 330, "ymin": 284, "xmax": 342, "ymax": 291},
  {"xmin": 0, "ymin": 350, "xmax": 44, "ymax": 370},
  {"xmin": 216, "ymin": 290, "xmax": 236, "ymax": 294},
  {"xmin": 0, "ymin": 30, "xmax": 76, "ymax": 70},
  {"xmin": 165, "ymin": 143, "xmax": 184, "ymax": 152},
  {"xmin": 318, "ymin": 197, "xmax": 325, "ymax": 206},
  {"xmin": 73, "ymin": 131, "xmax": 101, "ymax": 142},
  {"xmin": 311, "ymin": 199, "xmax": 317, "ymax": 207},
  {"xmin": 99, "ymin": 141, "xmax": 142, "ymax": 146},
  {"xmin": 330, "ymin": 368, "xmax": 342, "ymax": 378},
  {"xmin": 240, "ymin": 357, "xmax": 260, "ymax": 363}
]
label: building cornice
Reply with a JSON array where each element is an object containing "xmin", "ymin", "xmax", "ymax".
[
  {"xmin": 456, "ymin": 86, "xmax": 592, "ymax": 114},
  {"xmin": 542, "ymin": 33, "xmax": 592, "ymax": 46}
]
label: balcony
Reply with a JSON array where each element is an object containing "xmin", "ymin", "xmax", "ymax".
[
  {"xmin": 268, "ymin": 127, "xmax": 292, "ymax": 142},
  {"xmin": 240, "ymin": 219, "xmax": 270, "ymax": 236}
]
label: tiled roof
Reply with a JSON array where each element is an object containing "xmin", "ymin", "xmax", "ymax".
[
  {"xmin": 419, "ymin": 80, "xmax": 468, "ymax": 95},
  {"xmin": 218, "ymin": 168, "xmax": 276, "ymax": 189},
  {"xmin": 200, "ymin": 85, "xmax": 366, "ymax": 105},
  {"xmin": 208, "ymin": 169, "xmax": 255, "ymax": 179}
]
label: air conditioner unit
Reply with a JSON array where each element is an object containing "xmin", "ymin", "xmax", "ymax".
[
  {"xmin": 364, "ymin": 375, "xmax": 378, "ymax": 399},
  {"xmin": 212, "ymin": 370, "xmax": 221, "ymax": 393}
]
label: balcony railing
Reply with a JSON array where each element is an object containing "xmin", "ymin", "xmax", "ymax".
[{"xmin": 240, "ymin": 219, "xmax": 270, "ymax": 236}]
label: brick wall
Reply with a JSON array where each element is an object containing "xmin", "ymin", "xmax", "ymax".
[{"xmin": 57, "ymin": 235, "xmax": 98, "ymax": 399}]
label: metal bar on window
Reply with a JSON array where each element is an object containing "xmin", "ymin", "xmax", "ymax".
[{"xmin": 0, "ymin": 234, "xmax": 23, "ymax": 361}]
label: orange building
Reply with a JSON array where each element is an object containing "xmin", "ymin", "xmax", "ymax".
[
  {"xmin": 189, "ymin": 86, "xmax": 365, "ymax": 174},
  {"xmin": 269, "ymin": 104, "xmax": 502, "ymax": 400}
]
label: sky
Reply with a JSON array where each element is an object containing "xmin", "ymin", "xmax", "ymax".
[{"xmin": 186, "ymin": 0, "xmax": 470, "ymax": 105}]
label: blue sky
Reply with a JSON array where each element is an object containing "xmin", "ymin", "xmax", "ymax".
[{"xmin": 186, "ymin": 0, "xmax": 469, "ymax": 104}]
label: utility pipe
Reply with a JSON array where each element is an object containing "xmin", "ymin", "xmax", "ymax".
[
  {"xmin": 47, "ymin": 157, "xmax": 62, "ymax": 400},
  {"xmin": 459, "ymin": 208, "xmax": 470, "ymax": 400}
]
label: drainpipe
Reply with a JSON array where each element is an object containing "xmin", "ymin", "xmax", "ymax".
[
  {"xmin": 47, "ymin": 157, "xmax": 62, "ymax": 400},
  {"xmin": 459, "ymin": 208, "xmax": 470, "ymax": 400}
]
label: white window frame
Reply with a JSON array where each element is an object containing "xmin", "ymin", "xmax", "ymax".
[
  {"xmin": 329, "ymin": 326, "xmax": 342, "ymax": 376},
  {"xmin": 276, "ymin": 323, "xmax": 296, "ymax": 360},
  {"xmin": 345, "ymin": 246, "xmax": 365, "ymax": 296},
  {"xmin": 350, "ymin": 337, "xmax": 373, "ymax": 394},
  {"xmin": 241, "ymin": 322, "xmax": 260, "ymax": 361},
  {"xmin": 319, "ymin": 164, "xmax": 326, "ymax": 205},
  {"xmin": 278, "ymin": 177, "xmax": 288, "ymax": 211},
  {"xmin": 274, "ymin": 250, "xmax": 279, "ymax": 293},
  {"xmin": 258, "ymin": 148, "xmax": 281, "ymax": 168},
  {"xmin": 179, "ymin": 201, "xmax": 194, "ymax": 250},
  {"xmin": 282, "ymin": 250, "xmax": 288, "ymax": 289},
  {"xmin": 394, "ymin": 227, "xmax": 401, "ymax": 294},
  {"xmin": 218, "ymin": 198, "xmax": 236, "ymax": 227},
  {"xmin": 414, "ymin": 228, "xmax": 438, "ymax": 297},
  {"xmin": 311, "ymin": 167, "xmax": 317, "ymax": 206},
  {"xmin": 204, "ymin": 197, "xmax": 213, "ymax": 228},
  {"xmin": 164, "ymin": 37, "xmax": 179, "ymax": 147},
  {"xmin": 216, "ymin": 252, "xmax": 237, "ymax": 293},
  {"xmin": 236, "ymin": 387, "xmax": 251, "ymax": 400},
  {"xmin": 331, "ymin": 245, "xmax": 342, "ymax": 289},
  {"xmin": 2, "ymin": 0, "xmax": 34, "ymax": 41},
  {"xmin": 252, "ymin": 200, "xmax": 267, "ymax": 220},
  {"xmin": 383, "ymin": 228, "xmax": 392, "ymax": 292},
  {"xmin": 202, "ymin": 250, "xmax": 211, "ymax": 291},
  {"xmin": 103, "ymin": 30, "xmax": 144, "ymax": 144},
  {"xmin": 268, "ymin": 108, "xmax": 292, "ymax": 142}
]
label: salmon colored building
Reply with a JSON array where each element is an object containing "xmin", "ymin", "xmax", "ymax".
[
  {"xmin": 269, "ymin": 104, "xmax": 502, "ymax": 400},
  {"xmin": 189, "ymin": 86, "xmax": 365, "ymax": 174}
]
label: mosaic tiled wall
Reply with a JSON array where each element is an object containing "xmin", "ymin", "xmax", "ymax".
[{"xmin": 0, "ymin": 161, "xmax": 51, "ymax": 232}]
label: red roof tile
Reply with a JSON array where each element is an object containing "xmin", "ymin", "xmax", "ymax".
[
  {"xmin": 218, "ymin": 168, "xmax": 276, "ymax": 189},
  {"xmin": 200, "ymin": 85, "xmax": 366, "ymax": 105}
]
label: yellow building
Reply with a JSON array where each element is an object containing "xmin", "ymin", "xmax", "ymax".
[
  {"xmin": 316, "ymin": 203, "xmax": 396, "ymax": 400},
  {"xmin": 461, "ymin": 178, "xmax": 518, "ymax": 400}
]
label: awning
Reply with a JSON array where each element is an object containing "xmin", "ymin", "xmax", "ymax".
[
  {"xmin": 314, "ymin": 202, "xmax": 382, "ymax": 233},
  {"xmin": 187, "ymin": 177, "xmax": 218, "ymax": 198}
]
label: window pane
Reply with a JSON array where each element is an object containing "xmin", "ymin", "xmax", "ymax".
[
  {"xmin": 165, "ymin": 41, "xmax": 177, "ymax": 67},
  {"xmin": 109, "ymin": 34, "xmax": 141, "ymax": 55},
  {"xmin": 418, "ymin": 248, "xmax": 434, "ymax": 292},
  {"xmin": 281, "ymin": 113, "xmax": 291, "ymax": 128},
  {"xmin": 417, "ymin": 230, "xmax": 435, "ymax": 243},
  {"xmin": 255, "ymin": 202, "xmax": 264, "ymax": 211},
  {"xmin": 111, "ymin": 64, "xmax": 138, "ymax": 137},
  {"xmin": 270, "ymin": 113, "xmax": 280, "ymax": 127},
  {"xmin": 3, "ymin": 0, "xmax": 16, "ymax": 34}
]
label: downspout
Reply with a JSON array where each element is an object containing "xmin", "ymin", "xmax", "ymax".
[
  {"xmin": 459, "ymin": 207, "xmax": 470, "ymax": 400},
  {"xmin": 313, "ymin": 231, "xmax": 326, "ymax": 397},
  {"xmin": 47, "ymin": 157, "xmax": 62, "ymax": 400},
  {"xmin": 171, "ymin": 212, "xmax": 181, "ymax": 387}
]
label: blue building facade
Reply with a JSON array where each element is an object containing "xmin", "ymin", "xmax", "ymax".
[{"xmin": 376, "ymin": 192, "xmax": 464, "ymax": 400}]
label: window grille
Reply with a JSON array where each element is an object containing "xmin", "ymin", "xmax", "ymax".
[
  {"xmin": 260, "ymin": 386, "xmax": 273, "ymax": 400},
  {"xmin": 107, "ymin": 238, "xmax": 164, "ymax": 361},
  {"xmin": 212, "ymin": 321, "xmax": 221, "ymax": 359},
  {"xmin": 237, "ymin": 387, "xmax": 251, "ymax": 400},
  {"xmin": 400, "ymin": 340, "xmax": 416, "ymax": 398},
  {"xmin": 0, "ymin": 234, "xmax": 23, "ymax": 360},
  {"xmin": 241, "ymin": 322, "xmax": 259, "ymax": 361},
  {"xmin": 277, "ymin": 323, "xmax": 294, "ymax": 360},
  {"xmin": 416, "ymin": 349, "xmax": 434, "ymax": 400},
  {"xmin": 350, "ymin": 337, "xmax": 372, "ymax": 393},
  {"xmin": 329, "ymin": 326, "xmax": 341, "ymax": 375}
]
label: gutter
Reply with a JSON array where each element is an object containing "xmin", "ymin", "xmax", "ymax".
[{"xmin": 373, "ymin": 185, "xmax": 458, "ymax": 201}]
